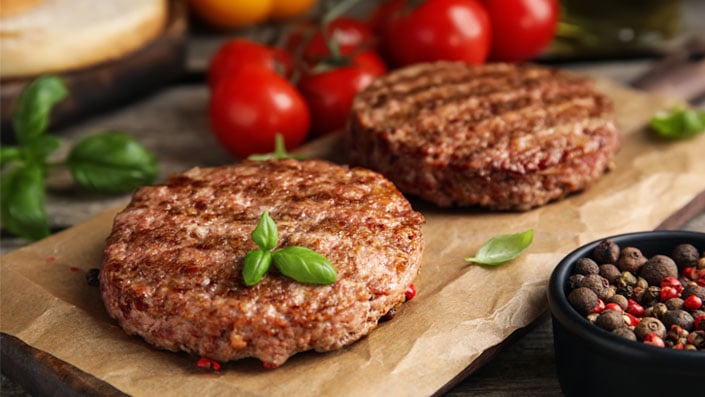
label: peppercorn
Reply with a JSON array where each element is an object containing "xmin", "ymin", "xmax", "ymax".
[
  {"xmin": 574, "ymin": 257, "xmax": 599, "ymax": 275},
  {"xmin": 568, "ymin": 274, "xmax": 585, "ymax": 289},
  {"xmin": 698, "ymin": 257, "xmax": 705, "ymax": 270},
  {"xmin": 681, "ymin": 284, "xmax": 705, "ymax": 302},
  {"xmin": 568, "ymin": 287, "xmax": 599, "ymax": 316},
  {"xmin": 672, "ymin": 243, "xmax": 699, "ymax": 269},
  {"xmin": 662, "ymin": 309, "xmax": 695, "ymax": 331},
  {"xmin": 643, "ymin": 333, "xmax": 665, "ymax": 348},
  {"xmin": 617, "ymin": 246, "xmax": 647, "ymax": 273},
  {"xmin": 380, "ymin": 307, "xmax": 397, "ymax": 322},
  {"xmin": 687, "ymin": 330, "xmax": 705, "ymax": 348},
  {"xmin": 640, "ymin": 255, "xmax": 678, "ymax": 286},
  {"xmin": 665, "ymin": 298, "xmax": 684, "ymax": 310},
  {"xmin": 592, "ymin": 239, "xmax": 619, "ymax": 265},
  {"xmin": 651, "ymin": 302, "xmax": 669, "ymax": 320},
  {"xmin": 616, "ymin": 271, "xmax": 637, "ymax": 297},
  {"xmin": 623, "ymin": 312, "xmax": 639, "ymax": 327},
  {"xmin": 596, "ymin": 310, "xmax": 624, "ymax": 331},
  {"xmin": 666, "ymin": 324, "xmax": 689, "ymax": 344},
  {"xmin": 635, "ymin": 317, "xmax": 666, "ymax": 340},
  {"xmin": 695, "ymin": 315, "xmax": 705, "ymax": 331},
  {"xmin": 604, "ymin": 302, "xmax": 624, "ymax": 313},
  {"xmin": 626, "ymin": 298, "xmax": 645, "ymax": 317},
  {"xmin": 607, "ymin": 294, "xmax": 629, "ymax": 311},
  {"xmin": 683, "ymin": 295, "xmax": 703, "ymax": 310},
  {"xmin": 85, "ymin": 268, "xmax": 100, "ymax": 287},
  {"xmin": 612, "ymin": 327, "xmax": 637, "ymax": 341},
  {"xmin": 579, "ymin": 274, "xmax": 613, "ymax": 300},
  {"xmin": 599, "ymin": 264, "xmax": 621, "ymax": 283}
]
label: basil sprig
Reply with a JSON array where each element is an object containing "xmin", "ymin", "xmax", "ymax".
[
  {"xmin": 242, "ymin": 212, "xmax": 337, "ymax": 285},
  {"xmin": 650, "ymin": 106, "xmax": 705, "ymax": 139},
  {"xmin": 0, "ymin": 75, "xmax": 158, "ymax": 241},
  {"xmin": 465, "ymin": 229, "xmax": 534, "ymax": 266}
]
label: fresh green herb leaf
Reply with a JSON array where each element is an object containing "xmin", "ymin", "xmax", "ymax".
[
  {"xmin": 242, "ymin": 249, "xmax": 272, "ymax": 286},
  {"xmin": 13, "ymin": 75, "xmax": 68, "ymax": 145},
  {"xmin": 242, "ymin": 212, "xmax": 337, "ymax": 286},
  {"xmin": 0, "ymin": 146, "xmax": 21, "ymax": 168},
  {"xmin": 650, "ymin": 107, "xmax": 705, "ymax": 139},
  {"xmin": 0, "ymin": 163, "xmax": 49, "ymax": 240},
  {"xmin": 273, "ymin": 246, "xmax": 337, "ymax": 284},
  {"xmin": 248, "ymin": 134, "xmax": 307, "ymax": 161},
  {"xmin": 251, "ymin": 211, "xmax": 278, "ymax": 251},
  {"xmin": 464, "ymin": 229, "xmax": 534, "ymax": 266},
  {"xmin": 22, "ymin": 134, "xmax": 61, "ymax": 165},
  {"xmin": 66, "ymin": 131, "xmax": 158, "ymax": 194}
]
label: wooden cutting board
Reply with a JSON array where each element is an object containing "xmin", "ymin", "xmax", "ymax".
[{"xmin": 0, "ymin": 0, "xmax": 187, "ymax": 140}]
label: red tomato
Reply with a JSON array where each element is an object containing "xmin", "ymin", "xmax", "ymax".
[
  {"xmin": 297, "ymin": 52, "xmax": 386, "ymax": 137},
  {"xmin": 483, "ymin": 0, "xmax": 558, "ymax": 62},
  {"xmin": 367, "ymin": 0, "xmax": 405, "ymax": 35},
  {"xmin": 383, "ymin": 0, "xmax": 491, "ymax": 67},
  {"xmin": 209, "ymin": 68, "xmax": 309, "ymax": 158},
  {"xmin": 302, "ymin": 17, "xmax": 376, "ymax": 63},
  {"xmin": 207, "ymin": 39, "xmax": 293, "ymax": 89}
]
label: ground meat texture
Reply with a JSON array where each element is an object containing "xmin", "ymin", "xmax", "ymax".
[
  {"xmin": 100, "ymin": 159, "xmax": 425, "ymax": 367},
  {"xmin": 345, "ymin": 62, "xmax": 621, "ymax": 210}
]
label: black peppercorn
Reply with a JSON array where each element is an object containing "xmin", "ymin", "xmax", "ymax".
[
  {"xmin": 574, "ymin": 257, "xmax": 599, "ymax": 275},
  {"xmin": 640, "ymin": 286, "xmax": 661, "ymax": 306},
  {"xmin": 599, "ymin": 264, "xmax": 621, "ymax": 283},
  {"xmin": 662, "ymin": 309, "xmax": 695, "ymax": 331},
  {"xmin": 617, "ymin": 246, "xmax": 647, "ymax": 274},
  {"xmin": 596, "ymin": 310, "xmax": 624, "ymax": 331},
  {"xmin": 592, "ymin": 239, "xmax": 619, "ymax": 264},
  {"xmin": 612, "ymin": 327, "xmax": 637, "ymax": 341},
  {"xmin": 579, "ymin": 274, "xmax": 613, "ymax": 300},
  {"xmin": 568, "ymin": 274, "xmax": 585, "ymax": 289},
  {"xmin": 607, "ymin": 294, "xmax": 629, "ymax": 311},
  {"xmin": 651, "ymin": 302, "xmax": 668, "ymax": 320},
  {"xmin": 639, "ymin": 255, "xmax": 678, "ymax": 286},
  {"xmin": 86, "ymin": 268, "xmax": 100, "ymax": 287},
  {"xmin": 635, "ymin": 317, "xmax": 666, "ymax": 340},
  {"xmin": 665, "ymin": 298, "xmax": 684, "ymax": 310},
  {"xmin": 672, "ymin": 243, "xmax": 699, "ymax": 269},
  {"xmin": 681, "ymin": 284, "xmax": 705, "ymax": 302},
  {"xmin": 568, "ymin": 287, "xmax": 599, "ymax": 316}
]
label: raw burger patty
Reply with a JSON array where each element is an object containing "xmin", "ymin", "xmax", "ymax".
[
  {"xmin": 346, "ymin": 62, "xmax": 621, "ymax": 210},
  {"xmin": 100, "ymin": 159, "xmax": 425, "ymax": 367}
]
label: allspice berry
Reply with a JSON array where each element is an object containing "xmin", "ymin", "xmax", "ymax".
[
  {"xmin": 617, "ymin": 246, "xmax": 647, "ymax": 274},
  {"xmin": 596, "ymin": 310, "xmax": 624, "ymax": 331},
  {"xmin": 574, "ymin": 257, "xmax": 599, "ymax": 275},
  {"xmin": 579, "ymin": 274, "xmax": 613, "ymax": 300},
  {"xmin": 607, "ymin": 294, "xmax": 629, "ymax": 310},
  {"xmin": 681, "ymin": 284, "xmax": 705, "ymax": 302},
  {"xmin": 639, "ymin": 255, "xmax": 678, "ymax": 286},
  {"xmin": 612, "ymin": 327, "xmax": 637, "ymax": 341},
  {"xmin": 635, "ymin": 317, "xmax": 666, "ymax": 340},
  {"xmin": 568, "ymin": 287, "xmax": 598, "ymax": 316},
  {"xmin": 662, "ymin": 309, "xmax": 695, "ymax": 331},
  {"xmin": 665, "ymin": 298, "xmax": 684, "ymax": 310},
  {"xmin": 592, "ymin": 239, "xmax": 619, "ymax": 264},
  {"xmin": 599, "ymin": 264, "xmax": 621, "ymax": 283},
  {"xmin": 672, "ymin": 243, "xmax": 699, "ymax": 269}
]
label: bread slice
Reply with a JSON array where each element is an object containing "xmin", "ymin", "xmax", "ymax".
[{"xmin": 0, "ymin": 0, "xmax": 167, "ymax": 78}]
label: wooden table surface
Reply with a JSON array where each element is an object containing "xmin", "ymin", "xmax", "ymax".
[{"xmin": 2, "ymin": 1, "xmax": 705, "ymax": 395}]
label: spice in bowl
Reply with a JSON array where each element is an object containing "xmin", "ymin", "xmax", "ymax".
[{"xmin": 566, "ymin": 239, "xmax": 705, "ymax": 351}]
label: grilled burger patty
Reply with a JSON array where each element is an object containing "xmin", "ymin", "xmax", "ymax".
[
  {"xmin": 100, "ymin": 159, "xmax": 425, "ymax": 367},
  {"xmin": 346, "ymin": 62, "xmax": 621, "ymax": 210}
]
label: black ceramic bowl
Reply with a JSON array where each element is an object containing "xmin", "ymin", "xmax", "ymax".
[{"xmin": 548, "ymin": 230, "xmax": 705, "ymax": 397}]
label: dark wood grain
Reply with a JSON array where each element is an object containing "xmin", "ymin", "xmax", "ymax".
[{"xmin": 0, "ymin": 0, "xmax": 188, "ymax": 141}]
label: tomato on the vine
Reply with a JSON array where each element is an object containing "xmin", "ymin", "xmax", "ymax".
[
  {"xmin": 383, "ymin": 0, "xmax": 491, "ymax": 67},
  {"xmin": 367, "ymin": 0, "xmax": 405, "ymax": 36},
  {"xmin": 209, "ymin": 68, "xmax": 309, "ymax": 158},
  {"xmin": 298, "ymin": 17, "xmax": 376, "ymax": 64},
  {"xmin": 482, "ymin": 0, "xmax": 558, "ymax": 62},
  {"xmin": 207, "ymin": 39, "xmax": 292, "ymax": 89},
  {"xmin": 298, "ymin": 52, "xmax": 386, "ymax": 137}
]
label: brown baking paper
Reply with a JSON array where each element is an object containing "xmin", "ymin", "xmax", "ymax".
[{"xmin": 2, "ymin": 81, "xmax": 705, "ymax": 396}]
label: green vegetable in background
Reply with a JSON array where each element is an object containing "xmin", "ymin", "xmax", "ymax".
[
  {"xmin": 242, "ymin": 211, "xmax": 337, "ymax": 285},
  {"xmin": 650, "ymin": 106, "xmax": 705, "ymax": 139},
  {"xmin": 465, "ymin": 229, "xmax": 534, "ymax": 266},
  {"xmin": 0, "ymin": 75, "xmax": 158, "ymax": 241},
  {"xmin": 247, "ymin": 133, "xmax": 306, "ymax": 161}
]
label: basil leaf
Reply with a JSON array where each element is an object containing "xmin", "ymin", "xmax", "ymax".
[
  {"xmin": 67, "ymin": 131, "xmax": 158, "ymax": 194},
  {"xmin": 650, "ymin": 108, "xmax": 705, "ymax": 139},
  {"xmin": 252, "ymin": 211, "xmax": 278, "ymax": 251},
  {"xmin": 0, "ymin": 163, "xmax": 49, "ymax": 240},
  {"xmin": 272, "ymin": 246, "xmax": 337, "ymax": 284},
  {"xmin": 22, "ymin": 134, "xmax": 61, "ymax": 165},
  {"xmin": 242, "ymin": 249, "xmax": 272, "ymax": 286},
  {"xmin": 13, "ymin": 75, "xmax": 68, "ymax": 145},
  {"xmin": 465, "ymin": 229, "xmax": 534, "ymax": 266},
  {"xmin": 0, "ymin": 146, "xmax": 21, "ymax": 168}
]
